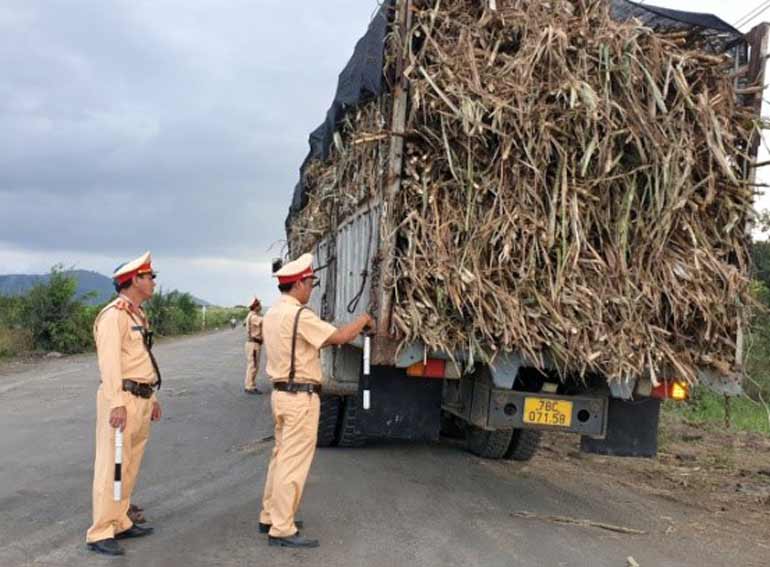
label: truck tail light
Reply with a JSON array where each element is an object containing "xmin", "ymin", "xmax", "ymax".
[
  {"xmin": 406, "ymin": 359, "xmax": 446, "ymax": 379},
  {"xmin": 651, "ymin": 380, "xmax": 689, "ymax": 401}
]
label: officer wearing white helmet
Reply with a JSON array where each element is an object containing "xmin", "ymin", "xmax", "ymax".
[
  {"xmin": 258, "ymin": 253, "xmax": 373, "ymax": 548},
  {"xmin": 86, "ymin": 251, "xmax": 162, "ymax": 556},
  {"xmin": 244, "ymin": 296, "xmax": 264, "ymax": 395}
]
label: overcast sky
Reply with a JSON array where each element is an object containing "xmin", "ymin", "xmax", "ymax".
[{"xmin": 0, "ymin": 1, "xmax": 767, "ymax": 306}]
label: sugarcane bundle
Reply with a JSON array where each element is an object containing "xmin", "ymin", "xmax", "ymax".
[
  {"xmin": 293, "ymin": 0, "xmax": 756, "ymax": 383},
  {"xmin": 291, "ymin": 101, "xmax": 392, "ymax": 253}
]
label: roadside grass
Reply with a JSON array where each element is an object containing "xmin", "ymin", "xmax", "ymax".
[
  {"xmin": 663, "ymin": 387, "xmax": 770, "ymax": 435},
  {"xmin": 0, "ymin": 328, "xmax": 33, "ymax": 359}
]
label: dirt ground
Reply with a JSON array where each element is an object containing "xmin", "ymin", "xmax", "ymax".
[{"xmin": 528, "ymin": 416, "xmax": 770, "ymax": 559}]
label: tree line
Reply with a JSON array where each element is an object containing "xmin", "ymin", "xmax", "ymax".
[{"xmin": 0, "ymin": 266, "xmax": 246, "ymax": 357}]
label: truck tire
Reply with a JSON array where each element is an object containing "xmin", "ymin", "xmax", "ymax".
[
  {"xmin": 337, "ymin": 395, "xmax": 366, "ymax": 448},
  {"xmin": 440, "ymin": 411, "xmax": 465, "ymax": 439},
  {"xmin": 317, "ymin": 396, "xmax": 342, "ymax": 447},
  {"xmin": 466, "ymin": 426, "xmax": 513, "ymax": 459},
  {"xmin": 504, "ymin": 429, "xmax": 542, "ymax": 461}
]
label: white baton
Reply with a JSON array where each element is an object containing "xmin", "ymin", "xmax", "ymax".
[
  {"xmin": 113, "ymin": 429, "xmax": 123, "ymax": 502},
  {"xmin": 363, "ymin": 335, "xmax": 371, "ymax": 410}
]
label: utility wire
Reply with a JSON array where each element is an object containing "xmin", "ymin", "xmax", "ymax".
[
  {"xmin": 737, "ymin": 4, "xmax": 770, "ymax": 30},
  {"xmin": 734, "ymin": 0, "xmax": 770, "ymax": 29},
  {"xmin": 735, "ymin": 0, "xmax": 770, "ymax": 27}
]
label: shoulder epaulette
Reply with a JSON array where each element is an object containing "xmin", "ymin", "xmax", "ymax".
[{"xmin": 93, "ymin": 299, "xmax": 123, "ymax": 330}]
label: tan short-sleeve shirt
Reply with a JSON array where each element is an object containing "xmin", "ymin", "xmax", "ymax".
[
  {"xmin": 245, "ymin": 311, "xmax": 263, "ymax": 341},
  {"xmin": 263, "ymin": 295, "xmax": 336, "ymax": 384},
  {"xmin": 93, "ymin": 297, "xmax": 157, "ymax": 409}
]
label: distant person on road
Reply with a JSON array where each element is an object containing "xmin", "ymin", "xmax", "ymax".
[
  {"xmin": 85, "ymin": 251, "xmax": 161, "ymax": 556},
  {"xmin": 244, "ymin": 297, "xmax": 264, "ymax": 395},
  {"xmin": 258, "ymin": 253, "xmax": 373, "ymax": 549}
]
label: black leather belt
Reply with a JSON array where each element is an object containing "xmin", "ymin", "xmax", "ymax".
[
  {"xmin": 248, "ymin": 338, "xmax": 263, "ymax": 344},
  {"xmin": 273, "ymin": 381, "xmax": 321, "ymax": 395},
  {"xmin": 122, "ymin": 379, "xmax": 156, "ymax": 399}
]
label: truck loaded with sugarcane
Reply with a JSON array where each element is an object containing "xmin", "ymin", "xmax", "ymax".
[{"xmin": 283, "ymin": 0, "xmax": 768, "ymax": 459}]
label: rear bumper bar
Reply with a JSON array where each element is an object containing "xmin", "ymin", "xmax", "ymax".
[{"xmin": 444, "ymin": 383, "xmax": 608, "ymax": 438}]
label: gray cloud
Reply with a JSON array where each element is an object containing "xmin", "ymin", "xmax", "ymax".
[{"xmin": 0, "ymin": 0, "xmax": 380, "ymax": 302}]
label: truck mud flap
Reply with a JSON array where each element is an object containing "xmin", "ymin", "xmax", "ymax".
[
  {"xmin": 580, "ymin": 398, "xmax": 661, "ymax": 458},
  {"xmin": 356, "ymin": 367, "xmax": 442, "ymax": 441}
]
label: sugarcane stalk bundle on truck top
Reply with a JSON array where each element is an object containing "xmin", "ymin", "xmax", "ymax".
[{"xmin": 282, "ymin": 0, "xmax": 767, "ymax": 458}]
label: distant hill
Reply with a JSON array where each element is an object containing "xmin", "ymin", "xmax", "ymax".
[
  {"xmin": 0, "ymin": 270, "xmax": 115, "ymax": 304},
  {"xmin": 0, "ymin": 270, "xmax": 211, "ymax": 306}
]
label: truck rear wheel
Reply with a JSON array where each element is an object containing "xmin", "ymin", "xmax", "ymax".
[
  {"xmin": 466, "ymin": 426, "xmax": 513, "ymax": 459},
  {"xmin": 440, "ymin": 411, "xmax": 465, "ymax": 439},
  {"xmin": 504, "ymin": 429, "xmax": 542, "ymax": 461},
  {"xmin": 337, "ymin": 395, "xmax": 366, "ymax": 448},
  {"xmin": 317, "ymin": 396, "xmax": 342, "ymax": 447}
]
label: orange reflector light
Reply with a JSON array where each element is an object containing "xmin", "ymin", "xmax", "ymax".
[
  {"xmin": 670, "ymin": 382, "xmax": 688, "ymax": 401},
  {"xmin": 406, "ymin": 359, "xmax": 446, "ymax": 379},
  {"xmin": 651, "ymin": 380, "xmax": 689, "ymax": 401},
  {"xmin": 406, "ymin": 363, "xmax": 422, "ymax": 377}
]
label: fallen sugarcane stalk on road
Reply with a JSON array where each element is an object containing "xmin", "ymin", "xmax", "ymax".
[{"xmin": 511, "ymin": 510, "xmax": 647, "ymax": 535}]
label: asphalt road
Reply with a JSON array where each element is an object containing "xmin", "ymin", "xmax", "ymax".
[{"xmin": 0, "ymin": 329, "xmax": 764, "ymax": 566}]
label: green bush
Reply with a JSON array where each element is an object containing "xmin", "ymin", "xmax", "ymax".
[
  {"xmin": 746, "ymin": 280, "xmax": 770, "ymax": 402},
  {"xmin": 145, "ymin": 289, "xmax": 205, "ymax": 336},
  {"xmin": 143, "ymin": 291, "xmax": 249, "ymax": 335},
  {"xmin": 0, "ymin": 295, "xmax": 25, "ymax": 327},
  {"xmin": 20, "ymin": 266, "xmax": 96, "ymax": 354},
  {"xmin": 203, "ymin": 306, "xmax": 249, "ymax": 329}
]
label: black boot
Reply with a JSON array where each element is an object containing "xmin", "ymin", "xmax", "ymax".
[
  {"xmin": 268, "ymin": 533, "xmax": 319, "ymax": 548},
  {"xmin": 87, "ymin": 538, "xmax": 124, "ymax": 556},
  {"xmin": 115, "ymin": 524, "xmax": 154, "ymax": 539}
]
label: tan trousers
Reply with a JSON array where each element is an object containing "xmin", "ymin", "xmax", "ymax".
[
  {"xmin": 260, "ymin": 390, "xmax": 320, "ymax": 537},
  {"xmin": 244, "ymin": 342, "xmax": 261, "ymax": 390},
  {"xmin": 86, "ymin": 387, "xmax": 152, "ymax": 543}
]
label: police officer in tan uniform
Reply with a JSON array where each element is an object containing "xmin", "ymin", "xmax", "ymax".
[
  {"xmin": 244, "ymin": 297, "xmax": 263, "ymax": 395},
  {"xmin": 258, "ymin": 253, "xmax": 372, "ymax": 548},
  {"xmin": 86, "ymin": 252, "xmax": 161, "ymax": 556}
]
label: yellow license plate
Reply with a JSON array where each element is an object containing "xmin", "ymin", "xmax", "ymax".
[{"xmin": 523, "ymin": 397, "xmax": 573, "ymax": 427}]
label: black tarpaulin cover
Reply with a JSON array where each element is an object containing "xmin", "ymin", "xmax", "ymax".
[{"xmin": 289, "ymin": 0, "xmax": 393, "ymax": 218}]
